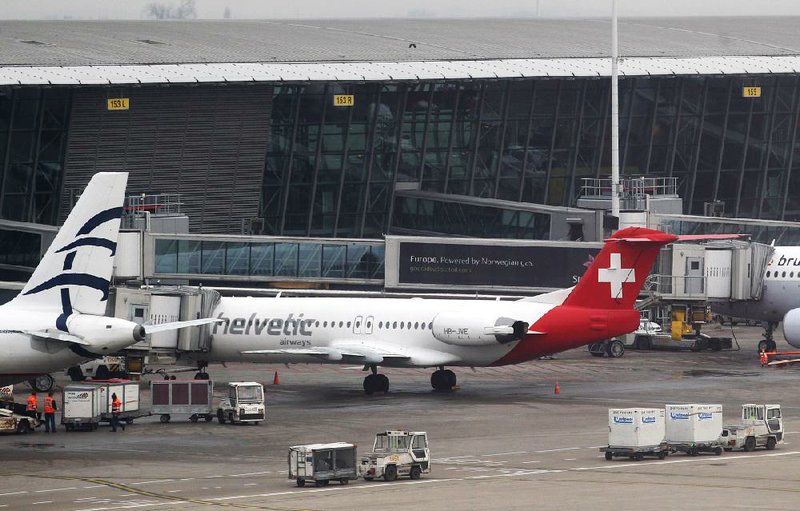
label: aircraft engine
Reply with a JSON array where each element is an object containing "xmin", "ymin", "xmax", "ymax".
[
  {"xmin": 432, "ymin": 312, "xmax": 529, "ymax": 346},
  {"xmin": 782, "ymin": 308, "xmax": 800, "ymax": 348},
  {"xmin": 67, "ymin": 314, "xmax": 146, "ymax": 353}
]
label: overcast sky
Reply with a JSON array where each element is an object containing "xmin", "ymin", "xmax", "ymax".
[{"xmin": 4, "ymin": 0, "xmax": 800, "ymax": 20}]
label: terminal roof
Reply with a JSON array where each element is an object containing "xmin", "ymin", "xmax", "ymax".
[
  {"xmin": 1, "ymin": 17, "xmax": 799, "ymax": 67},
  {"xmin": 2, "ymin": 18, "xmax": 800, "ymax": 85}
]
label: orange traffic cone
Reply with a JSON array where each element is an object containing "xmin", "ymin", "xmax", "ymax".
[
  {"xmin": 554, "ymin": 382, "xmax": 560, "ymax": 395},
  {"xmin": 273, "ymin": 371, "xmax": 280, "ymax": 385}
]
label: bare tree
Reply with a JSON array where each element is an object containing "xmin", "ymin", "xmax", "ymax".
[{"xmin": 144, "ymin": 0, "xmax": 197, "ymax": 20}]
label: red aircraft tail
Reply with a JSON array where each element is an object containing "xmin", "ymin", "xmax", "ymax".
[{"xmin": 562, "ymin": 227, "xmax": 678, "ymax": 310}]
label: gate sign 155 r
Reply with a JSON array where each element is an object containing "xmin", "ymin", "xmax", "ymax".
[{"xmin": 107, "ymin": 98, "xmax": 130, "ymax": 110}]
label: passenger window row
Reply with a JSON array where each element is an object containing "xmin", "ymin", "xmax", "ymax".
[
  {"xmin": 765, "ymin": 270, "xmax": 799, "ymax": 279},
  {"xmin": 310, "ymin": 320, "xmax": 433, "ymax": 330}
]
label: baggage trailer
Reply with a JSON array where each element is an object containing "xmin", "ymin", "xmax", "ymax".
[
  {"xmin": 288, "ymin": 443, "xmax": 359, "ymax": 487},
  {"xmin": 61, "ymin": 384, "xmax": 102, "ymax": 431},
  {"xmin": 665, "ymin": 404, "xmax": 724, "ymax": 456},
  {"xmin": 151, "ymin": 379, "xmax": 214, "ymax": 423},
  {"xmin": 85, "ymin": 379, "xmax": 148, "ymax": 424},
  {"xmin": 603, "ymin": 408, "xmax": 669, "ymax": 461}
]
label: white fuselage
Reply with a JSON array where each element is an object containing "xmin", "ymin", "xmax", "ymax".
[
  {"xmin": 198, "ymin": 296, "xmax": 556, "ymax": 368},
  {"xmin": 715, "ymin": 246, "xmax": 800, "ymax": 323},
  {"xmin": 0, "ymin": 309, "xmax": 88, "ymax": 384}
]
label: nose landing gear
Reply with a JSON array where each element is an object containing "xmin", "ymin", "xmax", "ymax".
[{"xmin": 758, "ymin": 322, "xmax": 777, "ymax": 353}]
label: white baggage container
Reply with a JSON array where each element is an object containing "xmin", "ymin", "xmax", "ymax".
[
  {"xmin": 666, "ymin": 404, "xmax": 723, "ymax": 444},
  {"xmin": 62, "ymin": 384, "xmax": 102, "ymax": 431},
  {"xmin": 87, "ymin": 379, "xmax": 140, "ymax": 414},
  {"xmin": 608, "ymin": 408, "xmax": 665, "ymax": 448}
]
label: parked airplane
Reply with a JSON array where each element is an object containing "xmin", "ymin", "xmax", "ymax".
[
  {"xmin": 713, "ymin": 245, "xmax": 800, "ymax": 352},
  {"xmin": 0, "ymin": 172, "xmax": 217, "ymax": 390},
  {"xmin": 187, "ymin": 227, "xmax": 677, "ymax": 394}
]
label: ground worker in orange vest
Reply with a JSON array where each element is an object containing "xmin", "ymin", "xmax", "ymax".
[
  {"xmin": 44, "ymin": 391, "xmax": 57, "ymax": 433},
  {"xmin": 110, "ymin": 392, "xmax": 125, "ymax": 432},
  {"xmin": 26, "ymin": 391, "xmax": 38, "ymax": 420},
  {"xmin": 760, "ymin": 349, "xmax": 769, "ymax": 367}
]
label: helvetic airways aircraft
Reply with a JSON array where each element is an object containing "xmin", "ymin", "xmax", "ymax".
[
  {"xmin": 0, "ymin": 172, "xmax": 217, "ymax": 388},
  {"xmin": 713, "ymin": 245, "xmax": 800, "ymax": 352},
  {"xmin": 196, "ymin": 227, "xmax": 677, "ymax": 394}
]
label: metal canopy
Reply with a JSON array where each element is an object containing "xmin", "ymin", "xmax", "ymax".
[{"xmin": 1, "ymin": 55, "xmax": 799, "ymax": 86}]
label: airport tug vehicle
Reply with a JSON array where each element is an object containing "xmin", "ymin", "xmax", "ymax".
[
  {"xmin": 361, "ymin": 431, "xmax": 430, "ymax": 481},
  {"xmin": 0, "ymin": 407, "xmax": 40, "ymax": 434},
  {"xmin": 216, "ymin": 382, "xmax": 265, "ymax": 425},
  {"xmin": 719, "ymin": 404, "xmax": 783, "ymax": 452}
]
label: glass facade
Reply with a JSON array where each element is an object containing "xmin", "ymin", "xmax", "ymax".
[
  {"xmin": 153, "ymin": 237, "xmax": 385, "ymax": 280},
  {"xmin": 264, "ymin": 75, "xmax": 800, "ymax": 238},
  {"xmin": 0, "ymin": 74, "xmax": 799, "ymax": 237},
  {"xmin": 0, "ymin": 88, "xmax": 71, "ymax": 224}
]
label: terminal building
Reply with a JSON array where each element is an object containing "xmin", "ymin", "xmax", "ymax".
[{"xmin": 3, "ymin": 17, "xmax": 800, "ymax": 290}]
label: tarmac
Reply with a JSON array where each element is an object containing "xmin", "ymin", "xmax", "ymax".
[{"xmin": 1, "ymin": 323, "xmax": 798, "ymax": 510}]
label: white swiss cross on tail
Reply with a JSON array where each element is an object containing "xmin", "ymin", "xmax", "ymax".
[{"xmin": 597, "ymin": 252, "xmax": 636, "ymax": 299}]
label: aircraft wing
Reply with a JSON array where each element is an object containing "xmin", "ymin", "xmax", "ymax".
[
  {"xmin": 242, "ymin": 339, "xmax": 458, "ymax": 366},
  {"xmin": 25, "ymin": 329, "xmax": 91, "ymax": 346}
]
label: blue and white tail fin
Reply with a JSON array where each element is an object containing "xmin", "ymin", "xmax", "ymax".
[{"xmin": 8, "ymin": 172, "xmax": 128, "ymax": 318}]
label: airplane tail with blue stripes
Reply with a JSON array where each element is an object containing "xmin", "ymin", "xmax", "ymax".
[{"xmin": 9, "ymin": 172, "xmax": 129, "ymax": 317}]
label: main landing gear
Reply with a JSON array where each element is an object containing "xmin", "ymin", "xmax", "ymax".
[
  {"xmin": 758, "ymin": 322, "xmax": 778, "ymax": 353},
  {"xmin": 363, "ymin": 365, "xmax": 389, "ymax": 395},
  {"xmin": 431, "ymin": 367, "xmax": 456, "ymax": 391}
]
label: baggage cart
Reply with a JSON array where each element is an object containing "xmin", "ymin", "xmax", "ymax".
[
  {"xmin": 289, "ymin": 443, "xmax": 359, "ymax": 487},
  {"xmin": 85, "ymin": 379, "xmax": 149, "ymax": 424},
  {"xmin": 150, "ymin": 379, "xmax": 214, "ymax": 423},
  {"xmin": 62, "ymin": 384, "xmax": 102, "ymax": 431},
  {"xmin": 604, "ymin": 408, "xmax": 668, "ymax": 461},
  {"xmin": 665, "ymin": 404, "xmax": 724, "ymax": 456}
]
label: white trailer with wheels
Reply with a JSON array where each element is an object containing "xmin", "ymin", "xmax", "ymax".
[
  {"xmin": 720, "ymin": 404, "xmax": 783, "ymax": 452},
  {"xmin": 602, "ymin": 408, "xmax": 669, "ymax": 461},
  {"xmin": 61, "ymin": 384, "xmax": 103, "ymax": 431},
  {"xmin": 665, "ymin": 404, "xmax": 724, "ymax": 456},
  {"xmin": 288, "ymin": 443, "xmax": 359, "ymax": 487},
  {"xmin": 361, "ymin": 431, "xmax": 430, "ymax": 481},
  {"xmin": 216, "ymin": 382, "xmax": 265, "ymax": 425}
]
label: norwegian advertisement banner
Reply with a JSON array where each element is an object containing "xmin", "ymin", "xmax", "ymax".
[{"xmin": 395, "ymin": 241, "xmax": 601, "ymax": 289}]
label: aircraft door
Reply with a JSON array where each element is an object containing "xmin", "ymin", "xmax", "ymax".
[
  {"xmin": 365, "ymin": 316, "xmax": 374, "ymax": 334},
  {"xmin": 685, "ymin": 257, "xmax": 704, "ymax": 295},
  {"xmin": 354, "ymin": 316, "xmax": 363, "ymax": 334}
]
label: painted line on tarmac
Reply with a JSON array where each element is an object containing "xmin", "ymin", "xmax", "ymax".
[
  {"xmin": 533, "ymin": 447, "xmax": 582, "ymax": 453},
  {"xmin": 228, "ymin": 471, "xmax": 271, "ymax": 477},
  {"xmin": 481, "ymin": 451, "xmax": 527, "ymax": 457},
  {"xmin": 572, "ymin": 450, "xmax": 800, "ymax": 471},
  {"xmin": 0, "ymin": 492, "xmax": 26, "ymax": 497},
  {"xmin": 35, "ymin": 487, "xmax": 76, "ymax": 493},
  {"xmin": 208, "ymin": 478, "xmax": 462, "ymax": 502}
]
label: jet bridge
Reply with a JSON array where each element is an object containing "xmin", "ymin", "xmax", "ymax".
[
  {"xmin": 110, "ymin": 286, "xmax": 220, "ymax": 367},
  {"xmin": 638, "ymin": 239, "xmax": 773, "ymax": 344},
  {"xmin": 651, "ymin": 240, "xmax": 773, "ymax": 303}
]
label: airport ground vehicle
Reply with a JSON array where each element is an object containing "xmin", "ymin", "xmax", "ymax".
[
  {"xmin": 602, "ymin": 408, "xmax": 669, "ymax": 461},
  {"xmin": 61, "ymin": 384, "xmax": 103, "ymax": 431},
  {"xmin": 151, "ymin": 379, "xmax": 214, "ymax": 423},
  {"xmin": 665, "ymin": 404, "xmax": 724, "ymax": 456},
  {"xmin": 361, "ymin": 431, "xmax": 430, "ymax": 481},
  {"xmin": 720, "ymin": 404, "xmax": 783, "ymax": 451},
  {"xmin": 288, "ymin": 443, "xmax": 359, "ymax": 487},
  {"xmin": 216, "ymin": 382, "xmax": 265, "ymax": 425},
  {"xmin": 0, "ymin": 407, "xmax": 40, "ymax": 434}
]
